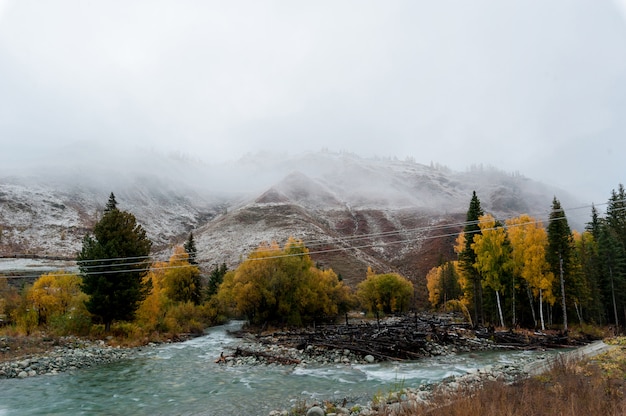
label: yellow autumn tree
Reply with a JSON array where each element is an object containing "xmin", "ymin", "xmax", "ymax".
[
  {"xmin": 506, "ymin": 214, "xmax": 555, "ymax": 330},
  {"xmin": 217, "ymin": 238, "xmax": 351, "ymax": 326},
  {"xmin": 453, "ymin": 232, "xmax": 475, "ymax": 309},
  {"xmin": 26, "ymin": 271, "xmax": 90, "ymax": 334},
  {"xmin": 357, "ymin": 267, "xmax": 414, "ymax": 317},
  {"xmin": 136, "ymin": 260, "xmax": 169, "ymax": 333},
  {"xmin": 472, "ymin": 214, "xmax": 512, "ymax": 327},
  {"xmin": 426, "ymin": 261, "xmax": 462, "ymax": 309},
  {"xmin": 162, "ymin": 246, "xmax": 203, "ymax": 305},
  {"xmin": 137, "ymin": 247, "xmax": 211, "ymax": 336}
]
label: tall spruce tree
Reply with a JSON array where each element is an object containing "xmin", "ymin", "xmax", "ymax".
[
  {"xmin": 206, "ymin": 262, "xmax": 228, "ymax": 298},
  {"xmin": 459, "ymin": 191, "xmax": 484, "ymax": 325},
  {"xmin": 183, "ymin": 232, "xmax": 198, "ymax": 265},
  {"xmin": 546, "ymin": 197, "xmax": 574, "ymax": 331},
  {"xmin": 607, "ymin": 184, "xmax": 626, "ymax": 249},
  {"xmin": 77, "ymin": 193, "xmax": 152, "ymax": 331},
  {"xmin": 597, "ymin": 223, "xmax": 626, "ymax": 327}
]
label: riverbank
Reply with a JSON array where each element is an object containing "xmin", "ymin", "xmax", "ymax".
[
  {"xmin": 267, "ymin": 340, "xmax": 621, "ymax": 416},
  {"xmin": 0, "ymin": 335, "xmax": 135, "ymax": 379}
]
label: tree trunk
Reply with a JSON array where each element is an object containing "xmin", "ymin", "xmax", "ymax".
[
  {"xmin": 473, "ymin": 278, "xmax": 480, "ymax": 327},
  {"xmin": 609, "ymin": 265, "xmax": 619, "ymax": 327},
  {"xmin": 512, "ymin": 276, "xmax": 516, "ymax": 327},
  {"xmin": 559, "ymin": 254, "xmax": 568, "ymax": 331},
  {"xmin": 495, "ymin": 290, "xmax": 505, "ymax": 328},
  {"xmin": 527, "ymin": 285, "xmax": 537, "ymax": 328},
  {"xmin": 478, "ymin": 281, "xmax": 484, "ymax": 326},
  {"xmin": 574, "ymin": 301, "xmax": 583, "ymax": 324},
  {"xmin": 539, "ymin": 289, "xmax": 545, "ymax": 331}
]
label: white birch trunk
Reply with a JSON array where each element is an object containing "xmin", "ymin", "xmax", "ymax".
[
  {"xmin": 496, "ymin": 290, "xmax": 505, "ymax": 328},
  {"xmin": 539, "ymin": 289, "xmax": 546, "ymax": 331}
]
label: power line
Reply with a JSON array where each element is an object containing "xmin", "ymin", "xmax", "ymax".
[{"xmin": 1, "ymin": 200, "xmax": 624, "ymax": 277}]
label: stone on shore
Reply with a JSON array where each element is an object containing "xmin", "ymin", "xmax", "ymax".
[{"xmin": 306, "ymin": 406, "xmax": 325, "ymax": 416}]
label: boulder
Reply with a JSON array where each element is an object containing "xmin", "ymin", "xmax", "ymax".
[{"xmin": 306, "ymin": 406, "xmax": 325, "ymax": 416}]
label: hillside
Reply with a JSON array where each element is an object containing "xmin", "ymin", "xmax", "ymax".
[{"xmin": 0, "ymin": 150, "xmax": 579, "ymax": 300}]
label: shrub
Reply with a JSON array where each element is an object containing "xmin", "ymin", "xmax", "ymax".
[
  {"xmin": 48, "ymin": 310, "xmax": 92, "ymax": 336},
  {"xmin": 357, "ymin": 268, "xmax": 413, "ymax": 315}
]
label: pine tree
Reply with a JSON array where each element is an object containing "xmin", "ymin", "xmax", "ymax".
[
  {"xmin": 206, "ymin": 262, "xmax": 228, "ymax": 298},
  {"xmin": 546, "ymin": 197, "xmax": 574, "ymax": 331},
  {"xmin": 607, "ymin": 184, "xmax": 626, "ymax": 248},
  {"xmin": 598, "ymin": 220, "xmax": 626, "ymax": 327},
  {"xmin": 105, "ymin": 192, "xmax": 118, "ymax": 212},
  {"xmin": 596, "ymin": 185, "xmax": 626, "ymax": 328},
  {"xmin": 586, "ymin": 204, "xmax": 601, "ymax": 239},
  {"xmin": 77, "ymin": 193, "xmax": 152, "ymax": 331},
  {"xmin": 184, "ymin": 232, "xmax": 198, "ymax": 265},
  {"xmin": 459, "ymin": 191, "xmax": 484, "ymax": 325}
]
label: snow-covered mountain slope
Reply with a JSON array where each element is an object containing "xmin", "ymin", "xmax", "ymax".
[{"xmin": 0, "ymin": 150, "xmax": 581, "ymax": 296}]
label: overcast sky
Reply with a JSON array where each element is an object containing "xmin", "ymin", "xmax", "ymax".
[{"xmin": 0, "ymin": 0, "xmax": 625, "ymax": 205}]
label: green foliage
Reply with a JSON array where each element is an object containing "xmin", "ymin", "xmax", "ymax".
[
  {"xmin": 206, "ymin": 262, "xmax": 228, "ymax": 298},
  {"xmin": 458, "ymin": 191, "xmax": 485, "ymax": 325},
  {"xmin": 597, "ymin": 217, "xmax": 626, "ymax": 326},
  {"xmin": 164, "ymin": 302, "xmax": 205, "ymax": 335},
  {"xmin": 48, "ymin": 311, "xmax": 92, "ymax": 336},
  {"xmin": 216, "ymin": 238, "xmax": 352, "ymax": 326},
  {"xmin": 183, "ymin": 232, "xmax": 198, "ymax": 265},
  {"xmin": 357, "ymin": 268, "xmax": 413, "ymax": 315},
  {"xmin": 77, "ymin": 192, "xmax": 152, "ymax": 331}
]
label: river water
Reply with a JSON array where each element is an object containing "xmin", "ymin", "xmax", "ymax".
[{"xmin": 0, "ymin": 321, "xmax": 551, "ymax": 416}]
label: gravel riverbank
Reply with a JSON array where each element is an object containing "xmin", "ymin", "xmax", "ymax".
[
  {"xmin": 265, "ymin": 341, "xmax": 613, "ymax": 416},
  {"xmin": 0, "ymin": 337, "xmax": 134, "ymax": 379}
]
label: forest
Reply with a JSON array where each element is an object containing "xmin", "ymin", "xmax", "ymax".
[
  {"xmin": 427, "ymin": 185, "xmax": 626, "ymax": 333},
  {"xmin": 0, "ymin": 184, "xmax": 625, "ymax": 343}
]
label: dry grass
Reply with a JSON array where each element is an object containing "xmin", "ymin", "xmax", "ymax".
[
  {"xmin": 380, "ymin": 343, "xmax": 626, "ymax": 416},
  {"xmin": 0, "ymin": 331, "xmax": 66, "ymax": 363}
]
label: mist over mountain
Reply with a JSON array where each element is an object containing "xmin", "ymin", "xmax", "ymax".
[{"xmin": 0, "ymin": 147, "xmax": 583, "ymax": 296}]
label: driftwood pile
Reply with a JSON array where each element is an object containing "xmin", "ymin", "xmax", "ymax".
[{"xmin": 230, "ymin": 313, "xmax": 589, "ymax": 363}]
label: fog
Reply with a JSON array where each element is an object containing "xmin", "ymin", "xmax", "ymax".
[{"xmin": 1, "ymin": 0, "xmax": 625, "ymax": 205}]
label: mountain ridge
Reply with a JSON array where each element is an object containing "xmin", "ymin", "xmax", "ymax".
[{"xmin": 0, "ymin": 150, "xmax": 581, "ymax": 300}]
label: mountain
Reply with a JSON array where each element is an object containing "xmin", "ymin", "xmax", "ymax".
[{"xmin": 0, "ymin": 149, "xmax": 581, "ymax": 303}]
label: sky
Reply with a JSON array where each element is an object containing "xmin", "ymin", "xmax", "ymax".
[{"xmin": 0, "ymin": 0, "xmax": 625, "ymax": 205}]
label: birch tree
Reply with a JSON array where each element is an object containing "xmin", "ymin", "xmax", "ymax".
[
  {"xmin": 506, "ymin": 214, "xmax": 555, "ymax": 330},
  {"xmin": 472, "ymin": 214, "xmax": 511, "ymax": 328}
]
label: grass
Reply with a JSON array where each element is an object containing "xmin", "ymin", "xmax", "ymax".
[{"xmin": 376, "ymin": 339, "xmax": 626, "ymax": 416}]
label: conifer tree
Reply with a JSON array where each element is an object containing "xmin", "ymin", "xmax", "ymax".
[
  {"xmin": 459, "ymin": 191, "xmax": 484, "ymax": 325},
  {"xmin": 77, "ymin": 193, "xmax": 152, "ymax": 331},
  {"xmin": 607, "ymin": 184, "xmax": 626, "ymax": 248},
  {"xmin": 183, "ymin": 232, "xmax": 198, "ymax": 265},
  {"xmin": 206, "ymin": 262, "xmax": 228, "ymax": 298},
  {"xmin": 586, "ymin": 204, "xmax": 602, "ymax": 240},
  {"xmin": 546, "ymin": 197, "xmax": 574, "ymax": 331},
  {"xmin": 596, "ymin": 184, "xmax": 626, "ymax": 327},
  {"xmin": 598, "ymin": 219, "xmax": 626, "ymax": 327}
]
